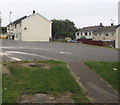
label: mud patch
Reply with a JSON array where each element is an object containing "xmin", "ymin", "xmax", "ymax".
[
  {"xmin": 22, "ymin": 62, "xmax": 49, "ymax": 69},
  {"xmin": 20, "ymin": 93, "xmax": 74, "ymax": 103},
  {"xmin": 2, "ymin": 66, "xmax": 13, "ymax": 77}
]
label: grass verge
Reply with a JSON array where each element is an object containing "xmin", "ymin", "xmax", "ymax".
[
  {"xmin": 83, "ymin": 61, "xmax": 119, "ymax": 92},
  {"xmin": 2, "ymin": 60, "xmax": 90, "ymax": 103}
]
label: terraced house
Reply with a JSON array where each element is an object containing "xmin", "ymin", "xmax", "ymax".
[
  {"xmin": 75, "ymin": 23, "xmax": 117, "ymax": 42},
  {"xmin": 75, "ymin": 23, "xmax": 103, "ymax": 40},
  {"xmin": 93, "ymin": 24, "xmax": 117, "ymax": 41},
  {"xmin": 115, "ymin": 24, "xmax": 120, "ymax": 48},
  {"xmin": 7, "ymin": 11, "xmax": 52, "ymax": 42}
]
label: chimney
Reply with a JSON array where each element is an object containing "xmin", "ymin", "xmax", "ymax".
[
  {"xmin": 111, "ymin": 23, "xmax": 113, "ymax": 26},
  {"xmin": 100, "ymin": 23, "xmax": 103, "ymax": 27},
  {"xmin": 33, "ymin": 10, "xmax": 35, "ymax": 14}
]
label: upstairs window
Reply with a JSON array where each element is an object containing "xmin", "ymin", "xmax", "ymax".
[
  {"xmin": 89, "ymin": 32, "xmax": 91, "ymax": 36},
  {"xmin": 106, "ymin": 34, "xmax": 108, "ymax": 36},
  {"xmin": 77, "ymin": 33, "xmax": 79, "ymax": 36},
  {"xmin": 94, "ymin": 34, "xmax": 97, "ymax": 36},
  {"xmin": 85, "ymin": 32, "xmax": 87, "ymax": 36},
  {"xmin": 24, "ymin": 27, "xmax": 27, "ymax": 30},
  {"xmin": 81, "ymin": 33, "xmax": 82, "ymax": 36},
  {"xmin": 20, "ymin": 23, "xmax": 21, "ymax": 27},
  {"xmin": 15, "ymin": 24, "xmax": 17, "ymax": 28}
]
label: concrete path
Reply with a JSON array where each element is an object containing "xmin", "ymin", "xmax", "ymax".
[{"xmin": 67, "ymin": 61, "xmax": 118, "ymax": 103}]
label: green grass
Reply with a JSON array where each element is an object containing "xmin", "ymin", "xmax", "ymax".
[
  {"xmin": 83, "ymin": 61, "xmax": 119, "ymax": 91},
  {"xmin": 2, "ymin": 60, "xmax": 90, "ymax": 103}
]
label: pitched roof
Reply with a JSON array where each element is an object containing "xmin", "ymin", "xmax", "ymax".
[
  {"xmin": 13, "ymin": 16, "xmax": 27, "ymax": 24},
  {"xmin": 76, "ymin": 26, "xmax": 102, "ymax": 33},
  {"xmin": 93, "ymin": 26, "xmax": 117, "ymax": 34},
  {"xmin": 7, "ymin": 12, "xmax": 51, "ymax": 26},
  {"xmin": 116, "ymin": 24, "xmax": 120, "ymax": 29},
  {"xmin": 22, "ymin": 13, "xmax": 52, "ymax": 23}
]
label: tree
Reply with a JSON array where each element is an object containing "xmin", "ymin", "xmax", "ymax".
[{"xmin": 51, "ymin": 19, "xmax": 78, "ymax": 39}]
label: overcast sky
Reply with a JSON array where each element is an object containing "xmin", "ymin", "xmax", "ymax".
[{"xmin": 0, "ymin": 0, "xmax": 119, "ymax": 28}]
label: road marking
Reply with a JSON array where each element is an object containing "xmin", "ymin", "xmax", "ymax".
[
  {"xmin": 59, "ymin": 52, "xmax": 72, "ymax": 55},
  {"xmin": 6, "ymin": 51, "xmax": 56, "ymax": 60},
  {"xmin": 0, "ymin": 53, "xmax": 8, "ymax": 56},
  {"xmin": 10, "ymin": 57, "xmax": 22, "ymax": 61},
  {"xmin": 1, "ymin": 52, "xmax": 22, "ymax": 61},
  {"xmin": 1, "ymin": 47, "xmax": 15, "ymax": 49}
]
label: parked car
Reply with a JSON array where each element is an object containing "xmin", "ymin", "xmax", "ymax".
[{"xmin": 68, "ymin": 40, "xmax": 79, "ymax": 43}]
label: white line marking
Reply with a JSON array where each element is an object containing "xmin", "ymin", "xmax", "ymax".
[
  {"xmin": 1, "ymin": 47, "xmax": 15, "ymax": 49},
  {"xmin": 2, "ymin": 53, "xmax": 22, "ymax": 61},
  {"xmin": 0, "ymin": 53, "xmax": 8, "ymax": 56},
  {"xmin": 59, "ymin": 52, "xmax": 72, "ymax": 55},
  {"xmin": 6, "ymin": 51, "xmax": 56, "ymax": 60},
  {"xmin": 10, "ymin": 57, "xmax": 22, "ymax": 61}
]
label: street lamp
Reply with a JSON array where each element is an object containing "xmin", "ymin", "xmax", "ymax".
[
  {"xmin": 9, "ymin": 11, "xmax": 12, "ymax": 23},
  {"xmin": 9, "ymin": 11, "xmax": 12, "ymax": 39}
]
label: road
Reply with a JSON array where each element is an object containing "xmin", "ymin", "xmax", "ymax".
[
  {"xmin": 1, "ymin": 39, "xmax": 118, "ymax": 62},
  {"xmin": 1, "ymin": 39, "xmax": 119, "ymax": 103}
]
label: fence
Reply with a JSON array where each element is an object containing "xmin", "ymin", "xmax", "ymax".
[{"xmin": 77, "ymin": 39, "xmax": 115, "ymax": 47}]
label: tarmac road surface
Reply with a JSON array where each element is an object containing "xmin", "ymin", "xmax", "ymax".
[{"xmin": 1, "ymin": 39, "xmax": 119, "ymax": 103}]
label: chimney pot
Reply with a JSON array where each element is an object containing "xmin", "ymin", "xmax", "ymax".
[
  {"xmin": 33, "ymin": 10, "xmax": 35, "ymax": 14},
  {"xmin": 100, "ymin": 23, "xmax": 103, "ymax": 27},
  {"xmin": 111, "ymin": 23, "xmax": 113, "ymax": 26}
]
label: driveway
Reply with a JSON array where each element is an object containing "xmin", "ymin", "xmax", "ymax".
[{"xmin": 1, "ymin": 39, "xmax": 119, "ymax": 103}]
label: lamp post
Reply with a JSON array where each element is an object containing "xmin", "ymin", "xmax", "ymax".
[
  {"xmin": 9, "ymin": 11, "xmax": 12, "ymax": 39},
  {"xmin": 9, "ymin": 11, "xmax": 11, "ymax": 23}
]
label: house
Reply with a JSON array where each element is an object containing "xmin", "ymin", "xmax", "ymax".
[
  {"xmin": 115, "ymin": 24, "xmax": 120, "ymax": 48},
  {"xmin": 7, "ymin": 11, "xmax": 52, "ymax": 41},
  {"xmin": 75, "ymin": 23, "xmax": 103, "ymax": 40},
  {"xmin": 93, "ymin": 24, "xmax": 117, "ymax": 41}
]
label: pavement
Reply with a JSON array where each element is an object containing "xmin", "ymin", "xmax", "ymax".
[{"xmin": 1, "ymin": 39, "xmax": 119, "ymax": 103}]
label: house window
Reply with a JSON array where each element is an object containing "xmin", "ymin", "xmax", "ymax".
[
  {"xmin": 77, "ymin": 33, "xmax": 79, "ymax": 36},
  {"xmin": 81, "ymin": 33, "xmax": 82, "ymax": 36},
  {"xmin": 24, "ymin": 27, "xmax": 27, "ymax": 30},
  {"xmin": 85, "ymin": 32, "xmax": 87, "ymax": 36},
  {"xmin": 106, "ymin": 34, "xmax": 108, "ymax": 36},
  {"xmin": 15, "ymin": 24, "xmax": 17, "ymax": 28},
  {"xmin": 89, "ymin": 32, "xmax": 91, "ymax": 36},
  {"xmin": 16, "ymin": 34, "xmax": 18, "ymax": 38},
  {"xmin": 94, "ymin": 34, "xmax": 97, "ymax": 36},
  {"xmin": 93, "ymin": 37, "xmax": 94, "ymax": 39},
  {"xmin": 103, "ymin": 38, "xmax": 105, "ymax": 40},
  {"xmin": 99, "ymin": 33, "xmax": 101, "ymax": 36}
]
